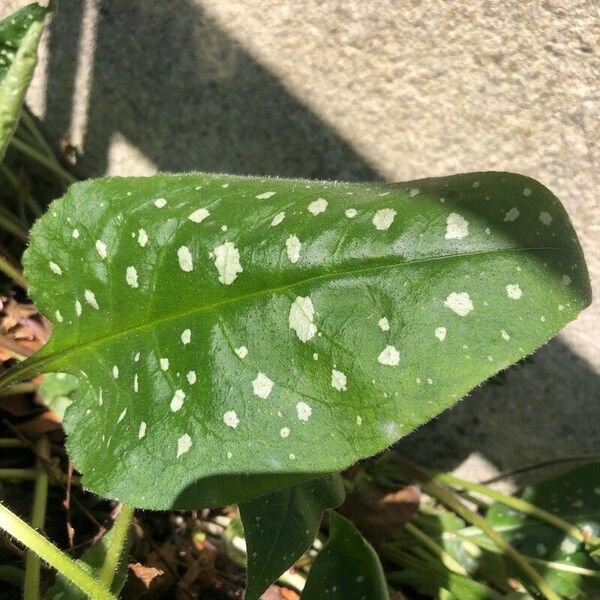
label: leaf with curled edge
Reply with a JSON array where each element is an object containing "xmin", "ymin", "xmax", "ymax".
[
  {"xmin": 0, "ymin": 2, "xmax": 51, "ymax": 159},
  {"xmin": 10, "ymin": 171, "xmax": 591, "ymax": 509}
]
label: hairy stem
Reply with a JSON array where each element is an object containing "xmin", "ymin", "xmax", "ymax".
[
  {"xmin": 0, "ymin": 503, "xmax": 116, "ymax": 600},
  {"xmin": 99, "ymin": 504, "xmax": 134, "ymax": 590},
  {"xmin": 23, "ymin": 437, "xmax": 49, "ymax": 600}
]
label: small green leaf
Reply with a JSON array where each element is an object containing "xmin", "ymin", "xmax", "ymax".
[
  {"xmin": 302, "ymin": 511, "xmax": 389, "ymax": 600},
  {"xmin": 38, "ymin": 372, "xmax": 79, "ymax": 421},
  {"xmin": 18, "ymin": 172, "xmax": 591, "ymax": 508},
  {"xmin": 45, "ymin": 526, "xmax": 131, "ymax": 600},
  {"xmin": 483, "ymin": 463, "xmax": 600, "ymax": 599},
  {"xmin": 0, "ymin": 3, "xmax": 50, "ymax": 160},
  {"xmin": 240, "ymin": 473, "xmax": 345, "ymax": 600}
]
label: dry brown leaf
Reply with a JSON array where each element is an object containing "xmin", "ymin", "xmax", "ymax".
[{"xmin": 129, "ymin": 563, "xmax": 164, "ymax": 589}]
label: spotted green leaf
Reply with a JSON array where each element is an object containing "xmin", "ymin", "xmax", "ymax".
[
  {"xmin": 0, "ymin": 2, "xmax": 50, "ymax": 160},
  {"xmin": 15, "ymin": 171, "xmax": 591, "ymax": 509},
  {"xmin": 240, "ymin": 473, "xmax": 345, "ymax": 600},
  {"xmin": 303, "ymin": 511, "xmax": 389, "ymax": 600}
]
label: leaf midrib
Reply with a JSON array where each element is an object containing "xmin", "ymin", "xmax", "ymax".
[{"xmin": 26, "ymin": 244, "xmax": 563, "ymax": 375}]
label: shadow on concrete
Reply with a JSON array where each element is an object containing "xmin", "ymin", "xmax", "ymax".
[
  {"xmin": 43, "ymin": 0, "xmax": 377, "ymax": 182},
  {"xmin": 41, "ymin": 0, "xmax": 598, "ymax": 483}
]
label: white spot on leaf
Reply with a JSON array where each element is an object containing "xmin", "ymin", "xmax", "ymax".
[
  {"xmin": 444, "ymin": 292, "xmax": 474, "ymax": 316},
  {"xmin": 181, "ymin": 329, "xmax": 191, "ymax": 344},
  {"xmin": 177, "ymin": 246, "xmax": 193, "ymax": 272},
  {"xmin": 506, "ymin": 283, "xmax": 523, "ymax": 299},
  {"xmin": 112, "ymin": 365, "xmax": 119, "ymax": 379},
  {"xmin": 372, "ymin": 208, "xmax": 396, "ymax": 230},
  {"xmin": 138, "ymin": 422, "xmax": 146, "ymax": 439},
  {"xmin": 154, "ymin": 197, "xmax": 167, "ymax": 208},
  {"xmin": 223, "ymin": 410, "xmax": 240, "ymax": 428},
  {"xmin": 117, "ymin": 408, "xmax": 127, "ymax": 423},
  {"xmin": 49, "ymin": 261, "xmax": 62, "ymax": 275},
  {"xmin": 188, "ymin": 208, "xmax": 210, "ymax": 223},
  {"xmin": 378, "ymin": 345, "xmax": 400, "ymax": 366},
  {"xmin": 271, "ymin": 212, "xmax": 285, "ymax": 226},
  {"xmin": 539, "ymin": 211, "xmax": 553, "ymax": 226},
  {"xmin": 308, "ymin": 198, "xmax": 328, "ymax": 215},
  {"xmin": 504, "ymin": 207, "xmax": 520, "ymax": 222},
  {"xmin": 126, "ymin": 266, "xmax": 139, "ymax": 288},
  {"xmin": 562, "ymin": 274, "xmax": 572, "ymax": 286},
  {"xmin": 280, "ymin": 427, "xmax": 290, "ymax": 438},
  {"xmin": 187, "ymin": 371, "xmax": 197, "ymax": 384},
  {"xmin": 331, "ymin": 369, "xmax": 347, "ymax": 391},
  {"xmin": 170, "ymin": 389, "xmax": 186, "ymax": 412},
  {"xmin": 256, "ymin": 191, "xmax": 276, "ymax": 199},
  {"xmin": 75, "ymin": 300, "xmax": 82, "ymax": 316},
  {"xmin": 95, "ymin": 240, "xmax": 107, "ymax": 259},
  {"xmin": 289, "ymin": 296, "xmax": 317, "ymax": 342},
  {"xmin": 84, "ymin": 290, "xmax": 99, "ymax": 310},
  {"xmin": 296, "ymin": 401, "xmax": 312, "ymax": 421},
  {"xmin": 286, "ymin": 235, "xmax": 301, "ymax": 263},
  {"xmin": 160, "ymin": 358, "xmax": 169, "ymax": 371},
  {"xmin": 212, "ymin": 242, "xmax": 243, "ymax": 285},
  {"xmin": 378, "ymin": 317, "xmax": 390, "ymax": 331},
  {"xmin": 252, "ymin": 373, "xmax": 273, "ymax": 398},
  {"xmin": 177, "ymin": 434, "xmax": 192, "ymax": 458},
  {"xmin": 445, "ymin": 213, "xmax": 469, "ymax": 240},
  {"xmin": 435, "ymin": 327, "xmax": 447, "ymax": 341},
  {"xmin": 72, "ymin": 229, "xmax": 79, "ymax": 239},
  {"xmin": 345, "ymin": 208, "xmax": 357, "ymax": 218},
  {"xmin": 501, "ymin": 329, "xmax": 511, "ymax": 340},
  {"xmin": 137, "ymin": 229, "xmax": 148, "ymax": 247},
  {"xmin": 235, "ymin": 346, "xmax": 248, "ymax": 359}
]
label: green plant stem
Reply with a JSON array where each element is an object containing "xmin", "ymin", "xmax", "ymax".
[
  {"xmin": 404, "ymin": 521, "xmax": 467, "ymax": 575},
  {"xmin": 0, "ymin": 469, "xmax": 36, "ymax": 480},
  {"xmin": 99, "ymin": 503, "xmax": 134, "ymax": 590},
  {"xmin": 21, "ymin": 109, "xmax": 55, "ymax": 162},
  {"xmin": 24, "ymin": 436, "xmax": 49, "ymax": 600},
  {"xmin": 9, "ymin": 136, "xmax": 75, "ymax": 186},
  {"xmin": 434, "ymin": 471, "xmax": 591, "ymax": 544},
  {"xmin": 0, "ymin": 254, "xmax": 27, "ymax": 289},
  {"xmin": 0, "ymin": 163, "xmax": 42, "ymax": 218},
  {"xmin": 0, "ymin": 503, "xmax": 116, "ymax": 600},
  {"xmin": 0, "ymin": 438, "xmax": 27, "ymax": 448},
  {"xmin": 394, "ymin": 457, "xmax": 561, "ymax": 600},
  {"xmin": 0, "ymin": 207, "xmax": 28, "ymax": 243}
]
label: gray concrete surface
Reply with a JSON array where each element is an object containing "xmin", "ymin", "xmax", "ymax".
[{"xmin": 2, "ymin": 0, "xmax": 599, "ymax": 484}]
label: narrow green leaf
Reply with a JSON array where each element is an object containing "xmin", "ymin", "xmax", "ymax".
[
  {"xmin": 240, "ymin": 473, "xmax": 345, "ymax": 600},
  {"xmin": 302, "ymin": 511, "xmax": 389, "ymax": 600},
  {"xmin": 45, "ymin": 526, "xmax": 131, "ymax": 600},
  {"xmin": 0, "ymin": 3, "xmax": 50, "ymax": 160},
  {"xmin": 16, "ymin": 172, "xmax": 591, "ymax": 509}
]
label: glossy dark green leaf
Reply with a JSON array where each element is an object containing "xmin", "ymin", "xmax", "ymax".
[
  {"xmin": 16, "ymin": 172, "xmax": 591, "ymax": 508},
  {"xmin": 45, "ymin": 526, "xmax": 131, "ymax": 600},
  {"xmin": 302, "ymin": 510, "xmax": 388, "ymax": 600},
  {"xmin": 240, "ymin": 473, "xmax": 345, "ymax": 600},
  {"xmin": 0, "ymin": 2, "xmax": 50, "ymax": 160},
  {"xmin": 481, "ymin": 463, "xmax": 600, "ymax": 600}
]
